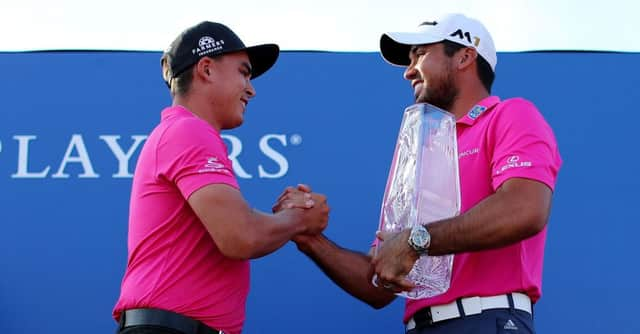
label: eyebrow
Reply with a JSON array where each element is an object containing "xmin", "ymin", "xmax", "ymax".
[{"xmin": 409, "ymin": 45, "xmax": 423, "ymax": 56}]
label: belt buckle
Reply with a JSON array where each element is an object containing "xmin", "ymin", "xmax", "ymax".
[
  {"xmin": 406, "ymin": 317, "xmax": 416, "ymax": 331},
  {"xmin": 426, "ymin": 308, "xmax": 434, "ymax": 325},
  {"xmin": 117, "ymin": 312, "xmax": 125, "ymax": 332}
]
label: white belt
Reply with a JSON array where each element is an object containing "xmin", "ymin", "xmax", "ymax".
[{"xmin": 406, "ymin": 293, "xmax": 532, "ymax": 330}]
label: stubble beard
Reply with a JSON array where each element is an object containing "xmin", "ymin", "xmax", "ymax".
[{"xmin": 415, "ymin": 66, "xmax": 458, "ymax": 112}]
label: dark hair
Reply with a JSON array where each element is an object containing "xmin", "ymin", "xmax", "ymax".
[
  {"xmin": 161, "ymin": 55, "xmax": 222, "ymax": 97},
  {"xmin": 441, "ymin": 40, "xmax": 494, "ymax": 93},
  {"xmin": 161, "ymin": 54, "xmax": 195, "ymax": 97},
  {"xmin": 171, "ymin": 66, "xmax": 195, "ymax": 97}
]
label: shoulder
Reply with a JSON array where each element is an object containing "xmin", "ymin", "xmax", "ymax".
[
  {"xmin": 166, "ymin": 115, "xmax": 216, "ymax": 136},
  {"xmin": 489, "ymin": 97, "xmax": 547, "ymax": 125},
  {"xmin": 162, "ymin": 116, "xmax": 222, "ymax": 146},
  {"xmin": 495, "ymin": 97, "xmax": 540, "ymax": 115},
  {"xmin": 486, "ymin": 97, "xmax": 557, "ymax": 147}
]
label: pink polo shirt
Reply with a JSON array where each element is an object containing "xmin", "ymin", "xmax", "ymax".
[
  {"xmin": 113, "ymin": 105, "xmax": 248, "ymax": 334},
  {"xmin": 404, "ymin": 96, "xmax": 562, "ymax": 322}
]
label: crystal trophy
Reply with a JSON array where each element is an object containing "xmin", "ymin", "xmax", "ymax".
[{"xmin": 374, "ymin": 103, "xmax": 461, "ymax": 299}]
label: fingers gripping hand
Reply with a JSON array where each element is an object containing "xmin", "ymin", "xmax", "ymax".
[
  {"xmin": 296, "ymin": 184, "xmax": 312, "ymax": 193},
  {"xmin": 273, "ymin": 184, "xmax": 328, "ymax": 235},
  {"xmin": 372, "ymin": 230, "xmax": 417, "ymax": 292},
  {"xmin": 272, "ymin": 186, "xmax": 314, "ymax": 213},
  {"xmin": 276, "ymin": 184, "xmax": 311, "ymax": 203},
  {"xmin": 301, "ymin": 193, "xmax": 330, "ymax": 235}
]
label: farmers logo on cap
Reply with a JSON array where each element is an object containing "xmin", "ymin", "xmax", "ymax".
[{"xmin": 193, "ymin": 36, "xmax": 225, "ymax": 56}]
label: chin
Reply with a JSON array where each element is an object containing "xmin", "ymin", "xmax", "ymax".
[
  {"xmin": 222, "ymin": 123, "xmax": 242, "ymax": 130},
  {"xmin": 224, "ymin": 118, "xmax": 244, "ymax": 130}
]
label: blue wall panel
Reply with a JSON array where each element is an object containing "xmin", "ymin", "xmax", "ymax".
[{"xmin": 0, "ymin": 50, "xmax": 638, "ymax": 333}]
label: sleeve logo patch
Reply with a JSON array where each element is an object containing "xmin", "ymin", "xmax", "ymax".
[
  {"xmin": 198, "ymin": 156, "xmax": 231, "ymax": 175},
  {"xmin": 495, "ymin": 155, "xmax": 532, "ymax": 175}
]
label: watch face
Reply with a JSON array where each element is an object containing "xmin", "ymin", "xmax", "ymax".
[{"xmin": 412, "ymin": 228, "xmax": 429, "ymax": 247}]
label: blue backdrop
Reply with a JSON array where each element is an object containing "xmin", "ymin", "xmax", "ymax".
[{"xmin": 0, "ymin": 50, "xmax": 638, "ymax": 333}]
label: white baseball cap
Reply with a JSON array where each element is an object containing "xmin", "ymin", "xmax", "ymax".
[{"xmin": 380, "ymin": 13, "xmax": 497, "ymax": 72}]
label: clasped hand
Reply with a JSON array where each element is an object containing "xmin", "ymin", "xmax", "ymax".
[
  {"xmin": 273, "ymin": 185, "xmax": 419, "ymax": 293},
  {"xmin": 371, "ymin": 229, "xmax": 418, "ymax": 293},
  {"xmin": 272, "ymin": 184, "xmax": 330, "ymax": 237}
]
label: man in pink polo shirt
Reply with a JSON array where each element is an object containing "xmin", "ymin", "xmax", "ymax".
[
  {"xmin": 277, "ymin": 13, "xmax": 561, "ymax": 333},
  {"xmin": 112, "ymin": 22, "xmax": 330, "ymax": 334}
]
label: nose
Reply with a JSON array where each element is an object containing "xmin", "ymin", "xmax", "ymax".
[
  {"xmin": 246, "ymin": 79, "xmax": 256, "ymax": 98},
  {"xmin": 404, "ymin": 63, "xmax": 417, "ymax": 81}
]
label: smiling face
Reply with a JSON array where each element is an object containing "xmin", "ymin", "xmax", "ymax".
[
  {"xmin": 403, "ymin": 42, "xmax": 458, "ymax": 111},
  {"xmin": 205, "ymin": 51, "xmax": 255, "ymax": 130}
]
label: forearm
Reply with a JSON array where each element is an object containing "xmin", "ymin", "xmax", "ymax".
[
  {"xmin": 243, "ymin": 209, "xmax": 307, "ymax": 259},
  {"xmin": 427, "ymin": 179, "xmax": 551, "ymax": 256},
  {"xmin": 297, "ymin": 234, "xmax": 396, "ymax": 309},
  {"xmin": 190, "ymin": 184, "xmax": 327, "ymax": 260}
]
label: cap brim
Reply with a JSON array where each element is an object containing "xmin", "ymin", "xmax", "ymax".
[
  {"xmin": 380, "ymin": 32, "xmax": 444, "ymax": 66},
  {"xmin": 244, "ymin": 44, "xmax": 279, "ymax": 79}
]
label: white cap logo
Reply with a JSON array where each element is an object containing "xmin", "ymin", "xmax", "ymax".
[
  {"xmin": 193, "ymin": 36, "xmax": 225, "ymax": 56},
  {"xmin": 199, "ymin": 36, "xmax": 216, "ymax": 47}
]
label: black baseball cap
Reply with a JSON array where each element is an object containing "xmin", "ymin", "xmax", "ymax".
[{"xmin": 162, "ymin": 21, "xmax": 279, "ymax": 84}]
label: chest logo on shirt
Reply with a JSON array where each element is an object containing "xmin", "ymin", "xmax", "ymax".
[
  {"xmin": 458, "ymin": 147, "xmax": 480, "ymax": 159},
  {"xmin": 468, "ymin": 105, "xmax": 487, "ymax": 120},
  {"xmin": 198, "ymin": 157, "xmax": 231, "ymax": 174},
  {"xmin": 495, "ymin": 155, "xmax": 532, "ymax": 175}
]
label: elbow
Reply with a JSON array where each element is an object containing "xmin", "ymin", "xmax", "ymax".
[
  {"xmin": 361, "ymin": 286, "xmax": 395, "ymax": 309},
  {"xmin": 365, "ymin": 293, "xmax": 395, "ymax": 309},
  {"xmin": 522, "ymin": 210, "xmax": 549, "ymax": 238},
  {"xmin": 369, "ymin": 300, "xmax": 389, "ymax": 310}
]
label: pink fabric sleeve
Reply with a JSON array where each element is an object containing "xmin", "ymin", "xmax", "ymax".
[
  {"xmin": 488, "ymin": 98, "xmax": 562, "ymax": 191},
  {"xmin": 156, "ymin": 117, "xmax": 239, "ymax": 199}
]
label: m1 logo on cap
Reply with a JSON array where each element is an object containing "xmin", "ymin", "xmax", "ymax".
[
  {"xmin": 450, "ymin": 29, "xmax": 480, "ymax": 47},
  {"xmin": 419, "ymin": 21, "xmax": 437, "ymax": 26},
  {"xmin": 193, "ymin": 36, "xmax": 225, "ymax": 57}
]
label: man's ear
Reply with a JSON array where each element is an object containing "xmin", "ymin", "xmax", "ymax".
[
  {"xmin": 194, "ymin": 57, "xmax": 216, "ymax": 82},
  {"xmin": 457, "ymin": 47, "xmax": 478, "ymax": 70}
]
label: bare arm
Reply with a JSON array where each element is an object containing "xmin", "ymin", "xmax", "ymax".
[
  {"xmin": 373, "ymin": 178, "xmax": 553, "ymax": 286},
  {"xmin": 188, "ymin": 183, "xmax": 328, "ymax": 260},
  {"xmin": 428, "ymin": 177, "xmax": 552, "ymax": 255},
  {"xmin": 273, "ymin": 185, "xmax": 396, "ymax": 308},
  {"xmin": 294, "ymin": 234, "xmax": 396, "ymax": 309}
]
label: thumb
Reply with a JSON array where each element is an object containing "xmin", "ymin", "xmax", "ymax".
[
  {"xmin": 297, "ymin": 184, "xmax": 312, "ymax": 193},
  {"xmin": 376, "ymin": 230, "xmax": 392, "ymax": 241}
]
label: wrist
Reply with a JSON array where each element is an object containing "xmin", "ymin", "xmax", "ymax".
[
  {"xmin": 299, "ymin": 233, "xmax": 329, "ymax": 255},
  {"xmin": 277, "ymin": 208, "xmax": 308, "ymax": 234},
  {"xmin": 407, "ymin": 224, "xmax": 431, "ymax": 257},
  {"xmin": 294, "ymin": 240, "xmax": 311, "ymax": 253},
  {"xmin": 293, "ymin": 233, "xmax": 320, "ymax": 253},
  {"xmin": 398, "ymin": 229, "xmax": 416, "ymax": 262}
]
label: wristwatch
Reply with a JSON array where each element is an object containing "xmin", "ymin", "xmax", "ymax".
[{"xmin": 408, "ymin": 224, "xmax": 431, "ymax": 256}]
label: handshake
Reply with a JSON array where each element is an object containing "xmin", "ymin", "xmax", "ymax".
[
  {"xmin": 270, "ymin": 183, "xmax": 419, "ymax": 294},
  {"xmin": 271, "ymin": 184, "xmax": 330, "ymax": 245}
]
